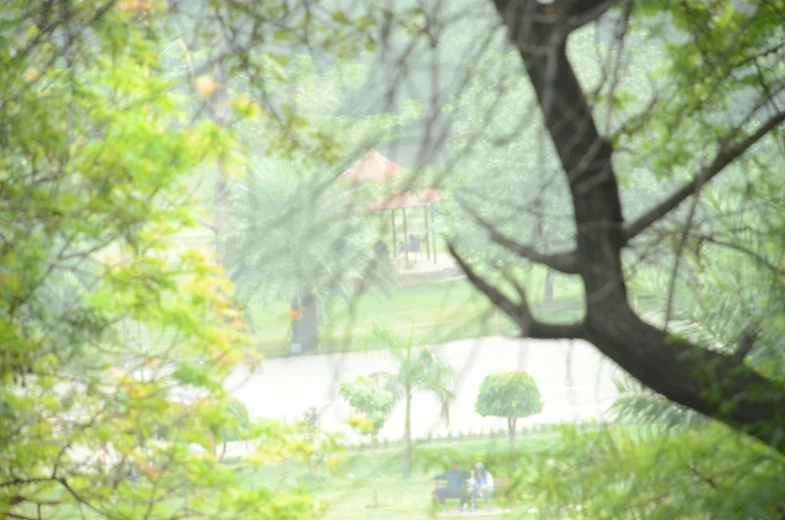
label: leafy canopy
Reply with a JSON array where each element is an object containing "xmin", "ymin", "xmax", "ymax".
[
  {"xmin": 226, "ymin": 156, "xmax": 394, "ymax": 307},
  {"xmin": 340, "ymin": 376, "xmax": 395, "ymax": 435},
  {"xmin": 366, "ymin": 325, "xmax": 454, "ymax": 411},
  {"xmin": 0, "ymin": 2, "xmax": 323, "ymax": 518},
  {"xmin": 475, "ymin": 371, "xmax": 543, "ymax": 421},
  {"xmin": 519, "ymin": 424, "xmax": 785, "ymax": 520}
]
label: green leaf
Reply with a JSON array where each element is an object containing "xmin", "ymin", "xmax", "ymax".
[
  {"xmin": 331, "ymin": 11, "xmax": 350, "ymax": 24},
  {"xmin": 274, "ymin": 30, "xmax": 295, "ymax": 42}
]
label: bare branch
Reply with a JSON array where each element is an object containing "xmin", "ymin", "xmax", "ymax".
[
  {"xmin": 57, "ymin": 478, "xmax": 121, "ymax": 520},
  {"xmin": 624, "ymin": 110, "xmax": 785, "ymax": 242},
  {"xmin": 447, "ymin": 243, "xmax": 585, "ymax": 340},
  {"xmin": 459, "ymin": 201, "xmax": 580, "ymax": 274},
  {"xmin": 664, "ymin": 175, "xmax": 704, "ymax": 332},
  {"xmin": 697, "ymin": 233, "xmax": 785, "ymax": 278},
  {"xmin": 7, "ymin": 513, "xmax": 37, "ymax": 520},
  {"xmin": 0, "ymin": 477, "xmax": 57, "ymax": 489},
  {"xmin": 197, "ymin": 217, "xmax": 218, "ymax": 233}
]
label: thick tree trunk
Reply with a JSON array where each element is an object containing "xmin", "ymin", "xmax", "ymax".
[
  {"xmin": 291, "ymin": 296, "xmax": 320, "ymax": 354},
  {"xmin": 487, "ymin": 0, "xmax": 785, "ymax": 454},
  {"xmin": 402, "ymin": 392, "xmax": 413, "ymax": 477}
]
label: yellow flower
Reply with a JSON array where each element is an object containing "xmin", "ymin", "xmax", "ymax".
[{"xmin": 24, "ymin": 67, "xmax": 39, "ymax": 82}]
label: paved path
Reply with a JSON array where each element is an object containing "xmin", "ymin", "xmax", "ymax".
[{"xmin": 226, "ymin": 336, "xmax": 624, "ymax": 444}]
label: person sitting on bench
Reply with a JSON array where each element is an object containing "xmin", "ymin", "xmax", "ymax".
[
  {"xmin": 430, "ymin": 462, "xmax": 469, "ymax": 512},
  {"xmin": 469, "ymin": 462, "xmax": 495, "ymax": 512}
]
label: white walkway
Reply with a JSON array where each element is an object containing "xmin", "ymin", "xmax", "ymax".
[{"xmin": 225, "ymin": 335, "xmax": 624, "ymax": 444}]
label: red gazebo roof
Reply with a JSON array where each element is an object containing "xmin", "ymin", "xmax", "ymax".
[
  {"xmin": 339, "ymin": 150, "xmax": 408, "ymax": 183},
  {"xmin": 340, "ymin": 151, "xmax": 449, "ymax": 211}
]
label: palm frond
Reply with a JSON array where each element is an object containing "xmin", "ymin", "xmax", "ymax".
[
  {"xmin": 360, "ymin": 324, "xmax": 455, "ymax": 424},
  {"xmin": 612, "ymin": 375, "xmax": 707, "ymax": 429},
  {"xmin": 622, "ymin": 179, "xmax": 785, "ymax": 426},
  {"xmin": 225, "ymin": 157, "xmax": 395, "ymax": 306}
]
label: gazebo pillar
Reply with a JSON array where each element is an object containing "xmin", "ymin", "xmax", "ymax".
[
  {"xmin": 424, "ymin": 204, "xmax": 431, "ymax": 260},
  {"xmin": 402, "ymin": 207, "xmax": 409, "ymax": 266},
  {"xmin": 432, "ymin": 204, "xmax": 437, "ymax": 264},
  {"xmin": 391, "ymin": 209, "xmax": 397, "ymax": 259}
]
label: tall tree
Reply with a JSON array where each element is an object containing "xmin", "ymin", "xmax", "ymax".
[
  {"xmin": 443, "ymin": 0, "xmax": 785, "ymax": 454},
  {"xmin": 0, "ymin": 2, "xmax": 328, "ymax": 518},
  {"xmin": 226, "ymin": 157, "xmax": 395, "ymax": 354},
  {"xmin": 367, "ymin": 325, "xmax": 455, "ymax": 478}
]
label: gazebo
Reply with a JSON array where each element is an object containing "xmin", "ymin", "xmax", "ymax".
[{"xmin": 339, "ymin": 150, "xmax": 449, "ymax": 267}]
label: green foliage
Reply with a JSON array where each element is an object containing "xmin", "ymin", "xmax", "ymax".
[
  {"xmin": 620, "ymin": 157, "xmax": 785, "ymax": 427},
  {"xmin": 611, "ymin": 376, "xmax": 707, "ymax": 429},
  {"xmin": 475, "ymin": 371, "xmax": 543, "ymax": 423},
  {"xmin": 226, "ymin": 156, "xmax": 394, "ymax": 308},
  {"xmin": 365, "ymin": 324, "xmax": 454, "ymax": 476},
  {"xmin": 339, "ymin": 376, "xmax": 395, "ymax": 507},
  {"xmin": 627, "ymin": 1, "xmax": 785, "ymax": 176},
  {"xmin": 340, "ymin": 377, "xmax": 395, "ymax": 436},
  {"xmin": 220, "ymin": 397, "xmax": 253, "ymax": 443},
  {"xmin": 519, "ymin": 424, "xmax": 785, "ymax": 519},
  {"xmin": 366, "ymin": 324, "xmax": 455, "ymax": 422},
  {"xmin": 297, "ymin": 407, "xmax": 345, "ymax": 478},
  {"xmin": 0, "ymin": 2, "xmax": 326, "ymax": 518}
]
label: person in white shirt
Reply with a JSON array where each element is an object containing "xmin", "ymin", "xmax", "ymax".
[{"xmin": 469, "ymin": 462, "xmax": 495, "ymax": 512}]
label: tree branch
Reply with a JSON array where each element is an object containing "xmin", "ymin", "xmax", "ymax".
[
  {"xmin": 733, "ymin": 327, "xmax": 758, "ymax": 363},
  {"xmin": 447, "ymin": 243, "xmax": 585, "ymax": 339},
  {"xmin": 565, "ymin": 0, "xmax": 623, "ymax": 28},
  {"xmin": 7, "ymin": 513, "xmax": 37, "ymax": 520},
  {"xmin": 459, "ymin": 201, "xmax": 580, "ymax": 274},
  {"xmin": 624, "ymin": 110, "xmax": 785, "ymax": 242},
  {"xmin": 197, "ymin": 217, "xmax": 218, "ymax": 233},
  {"xmin": 663, "ymin": 172, "xmax": 704, "ymax": 332},
  {"xmin": 493, "ymin": 0, "xmax": 785, "ymax": 455},
  {"xmin": 57, "ymin": 478, "xmax": 121, "ymax": 520},
  {"xmin": 0, "ymin": 477, "xmax": 58, "ymax": 488}
]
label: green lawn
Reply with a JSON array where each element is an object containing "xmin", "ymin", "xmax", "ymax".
[
  {"xmin": 235, "ymin": 433, "xmax": 568, "ymax": 520},
  {"xmin": 248, "ymin": 272, "xmax": 584, "ymax": 358}
]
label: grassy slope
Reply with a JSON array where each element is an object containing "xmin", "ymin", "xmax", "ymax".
[
  {"xmin": 172, "ymin": 211, "xmax": 586, "ymax": 358},
  {"xmin": 248, "ymin": 275, "xmax": 584, "ymax": 357}
]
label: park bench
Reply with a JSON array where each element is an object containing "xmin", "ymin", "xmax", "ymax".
[{"xmin": 433, "ymin": 475, "xmax": 513, "ymax": 507}]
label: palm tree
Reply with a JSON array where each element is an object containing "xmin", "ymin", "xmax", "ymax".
[
  {"xmin": 226, "ymin": 157, "xmax": 394, "ymax": 353},
  {"xmin": 366, "ymin": 325, "xmax": 454, "ymax": 478}
]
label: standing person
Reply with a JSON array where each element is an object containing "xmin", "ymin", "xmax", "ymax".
[
  {"xmin": 373, "ymin": 239, "xmax": 390, "ymax": 258},
  {"xmin": 469, "ymin": 462, "xmax": 495, "ymax": 512},
  {"xmin": 408, "ymin": 233, "xmax": 421, "ymax": 260},
  {"xmin": 430, "ymin": 462, "xmax": 469, "ymax": 512}
]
